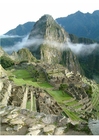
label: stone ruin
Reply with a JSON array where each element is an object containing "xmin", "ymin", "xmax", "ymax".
[{"xmin": 0, "ymin": 79, "xmax": 62, "ymax": 116}]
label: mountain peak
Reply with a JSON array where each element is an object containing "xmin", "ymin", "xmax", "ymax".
[
  {"xmin": 75, "ymin": 11, "xmax": 83, "ymax": 15},
  {"xmin": 37, "ymin": 14, "xmax": 56, "ymax": 27},
  {"xmin": 29, "ymin": 14, "xmax": 68, "ymax": 42},
  {"xmin": 76, "ymin": 10, "xmax": 82, "ymax": 13},
  {"xmin": 39, "ymin": 14, "xmax": 54, "ymax": 20}
]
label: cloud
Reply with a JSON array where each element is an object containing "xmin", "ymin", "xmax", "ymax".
[
  {"xmin": 0, "ymin": 34, "xmax": 21, "ymax": 38},
  {"xmin": 66, "ymin": 40, "xmax": 98, "ymax": 55},
  {"xmin": 3, "ymin": 35, "xmax": 99, "ymax": 56},
  {"xmin": 43, "ymin": 38, "xmax": 99, "ymax": 56},
  {"xmin": 3, "ymin": 35, "xmax": 44, "ymax": 54}
]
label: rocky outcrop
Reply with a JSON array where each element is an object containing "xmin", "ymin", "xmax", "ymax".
[
  {"xmin": 88, "ymin": 120, "xmax": 99, "ymax": 135},
  {"xmin": 0, "ymin": 105, "xmax": 59, "ymax": 135},
  {"xmin": 0, "ymin": 105, "xmax": 90, "ymax": 135},
  {"xmin": 10, "ymin": 48, "xmax": 36, "ymax": 63},
  {"xmin": 0, "ymin": 105, "xmax": 64, "ymax": 135}
]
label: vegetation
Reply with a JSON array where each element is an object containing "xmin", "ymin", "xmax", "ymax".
[
  {"xmin": 0, "ymin": 55, "xmax": 14, "ymax": 68},
  {"xmin": 12, "ymin": 69, "xmax": 31, "ymax": 79},
  {"xmin": 59, "ymin": 83, "xmax": 68, "ymax": 90},
  {"xmin": 85, "ymin": 85, "xmax": 93, "ymax": 97}
]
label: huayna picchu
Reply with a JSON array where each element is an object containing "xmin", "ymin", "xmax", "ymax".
[{"xmin": 27, "ymin": 14, "xmax": 82, "ymax": 74}]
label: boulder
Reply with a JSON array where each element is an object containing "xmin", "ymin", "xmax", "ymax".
[
  {"xmin": 43, "ymin": 124, "xmax": 56, "ymax": 133},
  {"xmin": 0, "ymin": 109, "xmax": 5, "ymax": 115},
  {"xmin": 13, "ymin": 124, "xmax": 23, "ymax": 131},
  {"xmin": 10, "ymin": 118, "xmax": 24, "ymax": 125},
  {"xmin": 54, "ymin": 126, "xmax": 67, "ymax": 135},
  {"xmin": 25, "ymin": 118, "xmax": 36, "ymax": 126},
  {"xmin": 28, "ymin": 124, "xmax": 45, "ymax": 131},
  {"xmin": 7, "ymin": 113, "xmax": 18, "ymax": 119},
  {"xmin": 6, "ymin": 127, "xmax": 13, "ymax": 131},
  {"xmin": 2, "ymin": 118, "xmax": 10, "ymax": 123},
  {"xmin": 35, "ymin": 112, "xmax": 46, "ymax": 119},
  {"xmin": 42, "ymin": 114, "xmax": 57, "ymax": 124},
  {"xmin": 26, "ymin": 130, "xmax": 41, "ymax": 135}
]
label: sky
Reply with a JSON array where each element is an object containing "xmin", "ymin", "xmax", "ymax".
[{"xmin": 0, "ymin": 0, "xmax": 99, "ymax": 35}]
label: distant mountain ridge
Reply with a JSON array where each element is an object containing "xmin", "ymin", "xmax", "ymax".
[
  {"xmin": 56, "ymin": 10, "xmax": 99, "ymax": 41},
  {"xmin": 5, "ymin": 21, "xmax": 35, "ymax": 36}
]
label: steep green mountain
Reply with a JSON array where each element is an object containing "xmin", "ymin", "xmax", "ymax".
[
  {"xmin": 27, "ymin": 14, "xmax": 81, "ymax": 73},
  {"xmin": 56, "ymin": 10, "xmax": 99, "ymax": 41},
  {"xmin": 69, "ymin": 34, "xmax": 96, "ymax": 44},
  {"xmin": 78, "ymin": 45, "xmax": 99, "ymax": 82}
]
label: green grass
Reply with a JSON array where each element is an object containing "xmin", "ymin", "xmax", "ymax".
[
  {"xmin": 26, "ymin": 96, "xmax": 36, "ymax": 111},
  {"xmin": 65, "ymin": 100, "xmax": 80, "ymax": 106},
  {"xmin": 12, "ymin": 69, "xmax": 31, "ymax": 79},
  {"xmin": 62, "ymin": 108, "xmax": 82, "ymax": 121},
  {"xmin": 38, "ymin": 82, "xmax": 53, "ymax": 88},
  {"xmin": 11, "ymin": 69, "xmax": 52, "ymax": 88},
  {"xmin": 47, "ymin": 89, "xmax": 72, "ymax": 102},
  {"xmin": 12, "ymin": 78, "xmax": 40, "ymax": 87},
  {"xmin": 26, "ymin": 101, "xmax": 31, "ymax": 110},
  {"xmin": 11, "ymin": 68, "xmax": 54, "ymax": 89}
]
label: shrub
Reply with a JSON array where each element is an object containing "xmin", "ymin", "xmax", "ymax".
[
  {"xmin": 0, "ymin": 55, "xmax": 14, "ymax": 68},
  {"xmin": 59, "ymin": 83, "xmax": 68, "ymax": 90}
]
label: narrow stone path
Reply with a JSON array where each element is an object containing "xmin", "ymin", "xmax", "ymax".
[{"xmin": 20, "ymin": 86, "xmax": 28, "ymax": 109}]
